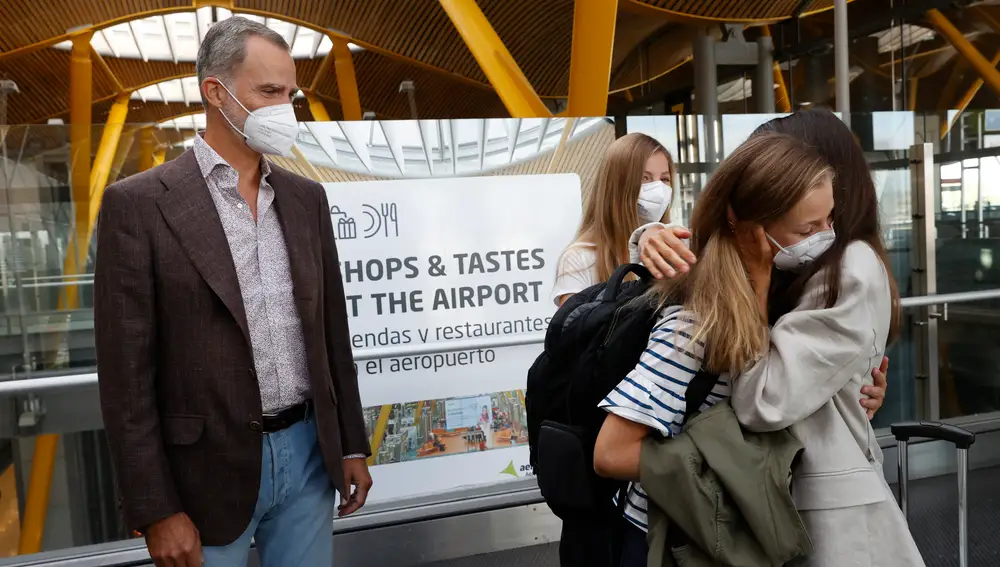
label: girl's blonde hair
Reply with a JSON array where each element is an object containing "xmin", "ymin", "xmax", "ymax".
[
  {"xmin": 652, "ymin": 132, "xmax": 833, "ymax": 374},
  {"xmin": 572, "ymin": 133, "xmax": 676, "ymax": 282}
]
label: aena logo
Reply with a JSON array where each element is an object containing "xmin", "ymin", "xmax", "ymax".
[{"xmin": 499, "ymin": 461, "xmax": 534, "ymax": 478}]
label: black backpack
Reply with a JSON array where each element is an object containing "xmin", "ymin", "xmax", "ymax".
[{"xmin": 526, "ymin": 263, "xmax": 719, "ymax": 520}]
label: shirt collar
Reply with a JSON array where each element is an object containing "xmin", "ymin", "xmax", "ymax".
[{"xmin": 193, "ymin": 134, "xmax": 272, "ymax": 181}]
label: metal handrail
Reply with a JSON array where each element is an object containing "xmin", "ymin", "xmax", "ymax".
[
  {"xmin": 1, "ymin": 288, "xmax": 1000, "ymax": 397},
  {"xmin": 0, "ymin": 333, "xmax": 547, "ymax": 395},
  {"xmin": 899, "ymin": 289, "xmax": 1000, "ymax": 308}
]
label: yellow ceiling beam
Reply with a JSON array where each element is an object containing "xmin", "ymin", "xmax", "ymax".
[
  {"xmin": 438, "ymin": 0, "xmax": 551, "ymax": 117},
  {"xmin": 90, "ymin": 44, "xmax": 126, "ymax": 95},
  {"xmin": 609, "ymin": 56, "xmax": 691, "ymax": 95},
  {"xmin": 331, "ymin": 38, "xmax": 363, "ymax": 121},
  {"xmin": 940, "ymin": 49, "xmax": 1000, "ymax": 139},
  {"xmin": 621, "ymin": 0, "xmax": 856, "ymax": 24},
  {"xmin": 310, "ymin": 46, "xmax": 336, "ymax": 93},
  {"xmin": 926, "ymin": 9, "xmax": 1000, "ymax": 100},
  {"xmin": 0, "ymin": 6, "xmax": 493, "ymax": 94},
  {"xmin": 568, "ymin": 0, "xmax": 619, "ymax": 117},
  {"xmin": 290, "ymin": 144, "xmax": 324, "ymax": 181},
  {"xmin": 35, "ymin": 72, "xmax": 194, "ymax": 124},
  {"xmin": 305, "ymin": 92, "xmax": 332, "ymax": 122}
]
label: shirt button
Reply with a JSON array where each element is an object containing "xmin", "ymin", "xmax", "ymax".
[{"xmin": 250, "ymin": 421, "xmax": 262, "ymax": 432}]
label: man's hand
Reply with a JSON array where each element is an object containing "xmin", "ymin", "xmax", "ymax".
[
  {"xmin": 338, "ymin": 458, "xmax": 373, "ymax": 517},
  {"xmin": 861, "ymin": 356, "xmax": 889, "ymax": 420},
  {"xmin": 144, "ymin": 512, "xmax": 202, "ymax": 567},
  {"xmin": 638, "ymin": 225, "xmax": 696, "ymax": 279}
]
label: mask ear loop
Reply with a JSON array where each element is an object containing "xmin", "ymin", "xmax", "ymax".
[{"xmin": 211, "ymin": 79, "xmax": 252, "ymax": 141}]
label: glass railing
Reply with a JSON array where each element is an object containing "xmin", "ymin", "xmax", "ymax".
[{"xmin": 4, "ymin": 113, "xmax": 1000, "ymax": 559}]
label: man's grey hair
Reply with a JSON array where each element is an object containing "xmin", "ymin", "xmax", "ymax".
[{"xmin": 196, "ymin": 17, "xmax": 290, "ymax": 105}]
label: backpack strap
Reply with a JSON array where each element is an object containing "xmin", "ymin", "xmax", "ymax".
[
  {"xmin": 684, "ymin": 369, "xmax": 720, "ymax": 423},
  {"xmin": 604, "ymin": 263, "xmax": 652, "ymax": 302}
]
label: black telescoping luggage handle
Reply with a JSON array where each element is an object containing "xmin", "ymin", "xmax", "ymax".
[
  {"xmin": 892, "ymin": 420, "xmax": 975, "ymax": 567},
  {"xmin": 890, "ymin": 421, "xmax": 976, "ymax": 449},
  {"xmin": 604, "ymin": 263, "xmax": 653, "ymax": 302}
]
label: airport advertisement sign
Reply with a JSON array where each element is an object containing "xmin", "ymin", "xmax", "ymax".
[{"xmin": 323, "ymin": 174, "xmax": 581, "ymax": 503}]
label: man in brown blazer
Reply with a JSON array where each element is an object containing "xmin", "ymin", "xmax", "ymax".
[{"xmin": 94, "ymin": 17, "xmax": 371, "ymax": 567}]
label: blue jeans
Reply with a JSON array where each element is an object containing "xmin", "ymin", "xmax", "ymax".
[{"xmin": 202, "ymin": 411, "xmax": 337, "ymax": 567}]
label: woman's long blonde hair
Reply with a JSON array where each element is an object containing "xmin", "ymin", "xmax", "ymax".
[
  {"xmin": 572, "ymin": 133, "xmax": 676, "ymax": 282},
  {"xmin": 652, "ymin": 132, "xmax": 833, "ymax": 374}
]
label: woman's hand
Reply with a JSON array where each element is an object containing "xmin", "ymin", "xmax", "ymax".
[
  {"xmin": 736, "ymin": 225, "xmax": 773, "ymax": 320},
  {"xmin": 638, "ymin": 225, "xmax": 697, "ymax": 279},
  {"xmin": 861, "ymin": 356, "xmax": 889, "ymax": 420}
]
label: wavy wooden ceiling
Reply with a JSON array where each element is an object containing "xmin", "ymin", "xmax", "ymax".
[
  {"xmin": 0, "ymin": 0, "xmax": 983, "ymax": 126},
  {"xmin": 0, "ymin": 0, "xmax": 853, "ymax": 126},
  {"xmin": 636, "ymin": 0, "xmax": 837, "ymax": 20}
]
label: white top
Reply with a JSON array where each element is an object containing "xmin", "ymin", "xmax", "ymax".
[
  {"xmin": 731, "ymin": 241, "xmax": 891, "ymax": 511},
  {"xmin": 627, "ymin": 222, "xmax": 670, "ymax": 264},
  {"xmin": 553, "ymin": 223, "xmax": 679, "ymax": 307},
  {"xmin": 550, "ymin": 242, "xmax": 598, "ymax": 305},
  {"xmin": 598, "ymin": 305, "xmax": 731, "ymax": 531}
]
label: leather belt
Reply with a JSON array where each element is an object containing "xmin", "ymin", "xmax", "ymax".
[{"xmin": 262, "ymin": 401, "xmax": 310, "ymax": 433}]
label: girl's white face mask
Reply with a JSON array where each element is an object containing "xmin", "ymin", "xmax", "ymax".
[
  {"xmin": 216, "ymin": 81, "xmax": 300, "ymax": 157},
  {"xmin": 766, "ymin": 229, "xmax": 836, "ymax": 272},
  {"xmin": 638, "ymin": 180, "xmax": 673, "ymax": 223}
]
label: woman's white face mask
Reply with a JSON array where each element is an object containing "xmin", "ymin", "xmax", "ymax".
[
  {"xmin": 216, "ymin": 80, "xmax": 299, "ymax": 157},
  {"xmin": 766, "ymin": 229, "xmax": 836, "ymax": 272},
  {"xmin": 638, "ymin": 180, "xmax": 673, "ymax": 223}
]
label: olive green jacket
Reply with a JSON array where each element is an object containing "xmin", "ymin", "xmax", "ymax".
[{"xmin": 640, "ymin": 401, "xmax": 812, "ymax": 567}]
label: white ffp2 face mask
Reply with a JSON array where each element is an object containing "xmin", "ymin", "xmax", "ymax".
[
  {"xmin": 767, "ymin": 229, "xmax": 836, "ymax": 272},
  {"xmin": 216, "ymin": 81, "xmax": 299, "ymax": 157},
  {"xmin": 638, "ymin": 180, "xmax": 673, "ymax": 223}
]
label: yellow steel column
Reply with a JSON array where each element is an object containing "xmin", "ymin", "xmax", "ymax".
[
  {"xmin": 88, "ymin": 94, "xmax": 130, "ymax": 229},
  {"xmin": 138, "ymin": 127, "xmax": 155, "ymax": 172},
  {"xmin": 762, "ymin": 27, "xmax": 791, "ymax": 112},
  {"xmin": 290, "ymin": 144, "xmax": 323, "ymax": 180},
  {"xmin": 152, "ymin": 149, "xmax": 166, "ymax": 167},
  {"xmin": 22, "ymin": 32, "xmax": 93, "ymax": 554},
  {"xmin": 58, "ymin": 92, "xmax": 129, "ymax": 314},
  {"xmin": 109, "ymin": 126, "xmax": 137, "ymax": 182},
  {"xmin": 567, "ymin": 0, "xmax": 619, "ymax": 116},
  {"xmin": 438, "ymin": 0, "xmax": 551, "ymax": 117},
  {"xmin": 18, "ymin": 435, "xmax": 59, "ymax": 554},
  {"xmin": 67, "ymin": 31, "xmax": 93, "ymax": 290},
  {"xmin": 926, "ymin": 9, "xmax": 1000, "ymax": 98},
  {"xmin": 305, "ymin": 92, "xmax": 332, "ymax": 122},
  {"xmin": 367, "ymin": 405, "xmax": 393, "ymax": 466},
  {"xmin": 941, "ymin": 49, "xmax": 1000, "ymax": 139},
  {"xmin": 547, "ymin": 118, "xmax": 576, "ymax": 173},
  {"xmin": 908, "ymin": 78, "xmax": 919, "ymax": 111},
  {"xmin": 331, "ymin": 39, "xmax": 362, "ymax": 121}
]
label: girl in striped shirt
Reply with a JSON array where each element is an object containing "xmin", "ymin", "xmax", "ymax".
[{"xmin": 593, "ymin": 131, "xmax": 839, "ymax": 565}]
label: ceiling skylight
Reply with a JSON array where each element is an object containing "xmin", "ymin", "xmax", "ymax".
[
  {"xmin": 54, "ymin": 8, "xmax": 360, "ymax": 62},
  {"xmin": 157, "ymin": 115, "xmax": 610, "ymax": 179}
]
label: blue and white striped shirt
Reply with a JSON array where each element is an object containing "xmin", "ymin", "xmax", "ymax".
[{"xmin": 598, "ymin": 305, "xmax": 731, "ymax": 532}]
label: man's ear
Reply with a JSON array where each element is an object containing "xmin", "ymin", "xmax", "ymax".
[{"xmin": 201, "ymin": 79, "xmax": 226, "ymax": 109}]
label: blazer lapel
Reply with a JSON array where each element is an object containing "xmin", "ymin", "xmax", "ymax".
[
  {"xmin": 156, "ymin": 150, "xmax": 252, "ymax": 345},
  {"xmin": 270, "ymin": 170, "xmax": 318, "ymax": 309}
]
